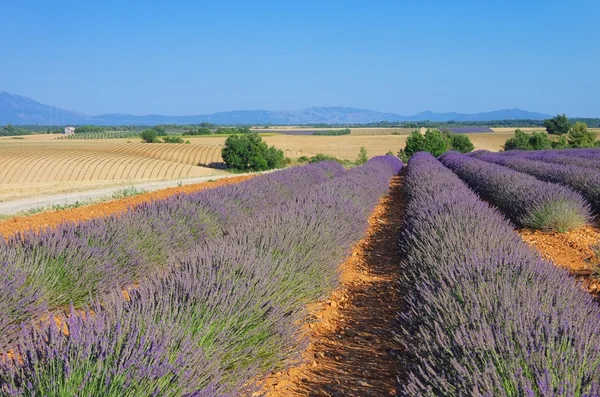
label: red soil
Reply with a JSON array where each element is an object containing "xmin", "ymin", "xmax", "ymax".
[
  {"xmin": 519, "ymin": 221, "xmax": 600, "ymax": 295},
  {"xmin": 0, "ymin": 175, "xmax": 253, "ymax": 239},
  {"xmin": 258, "ymin": 176, "xmax": 405, "ymax": 397}
]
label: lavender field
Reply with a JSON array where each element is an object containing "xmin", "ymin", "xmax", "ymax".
[{"xmin": 1, "ymin": 147, "xmax": 600, "ymax": 396}]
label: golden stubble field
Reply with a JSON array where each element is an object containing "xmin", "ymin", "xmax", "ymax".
[{"xmin": 0, "ymin": 139, "xmax": 224, "ymax": 201}]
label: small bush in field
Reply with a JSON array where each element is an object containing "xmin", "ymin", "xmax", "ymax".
[
  {"xmin": 162, "ymin": 135, "xmax": 185, "ymax": 143},
  {"xmin": 356, "ymin": 147, "xmax": 368, "ymax": 165}
]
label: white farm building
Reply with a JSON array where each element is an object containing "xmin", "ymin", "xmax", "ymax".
[{"xmin": 63, "ymin": 126, "xmax": 75, "ymax": 135}]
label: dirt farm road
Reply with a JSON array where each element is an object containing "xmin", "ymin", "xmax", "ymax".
[{"xmin": 0, "ymin": 173, "xmax": 257, "ymax": 216}]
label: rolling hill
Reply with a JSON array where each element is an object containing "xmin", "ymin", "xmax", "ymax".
[{"xmin": 0, "ymin": 91, "xmax": 553, "ymax": 125}]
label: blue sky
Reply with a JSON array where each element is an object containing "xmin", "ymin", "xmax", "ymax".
[{"xmin": 1, "ymin": 0, "xmax": 598, "ymax": 116}]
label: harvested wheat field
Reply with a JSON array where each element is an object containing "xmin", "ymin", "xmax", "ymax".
[
  {"xmin": 188, "ymin": 133, "xmax": 513, "ymax": 160},
  {"xmin": 0, "ymin": 141, "xmax": 223, "ymax": 189}
]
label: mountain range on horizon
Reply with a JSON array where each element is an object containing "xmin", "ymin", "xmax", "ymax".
[{"xmin": 0, "ymin": 91, "xmax": 558, "ymax": 126}]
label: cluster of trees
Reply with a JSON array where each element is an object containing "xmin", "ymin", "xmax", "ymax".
[
  {"xmin": 221, "ymin": 133, "xmax": 285, "ymax": 171},
  {"xmin": 140, "ymin": 126, "xmax": 189, "ymax": 143},
  {"xmin": 397, "ymin": 129, "xmax": 474, "ymax": 161},
  {"xmin": 0, "ymin": 124, "xmax": 32, "ymax": 136},
  {"xmin": 504, "ymin": 115, "xmax": 598, "ymax": 151},
  {"xmin": 74, "ymin": 125, "xmax": 105, "ymax": 134}
]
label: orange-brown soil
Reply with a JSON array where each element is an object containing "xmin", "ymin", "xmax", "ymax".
[
  {"xmin": 519, "ymin": 221, "xmax": 600, "ymax": 295},
  {"xmin": 0, "ymin": 175, "xmax": 253, "ymax": 238},
  {"xmin": 259, "ymin": 176, "xmax": 404, "ymax": 397}
]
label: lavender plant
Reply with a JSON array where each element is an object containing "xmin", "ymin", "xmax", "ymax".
[
  {"xmin": 474, "ymin": 151, "xmax": 600, "ymax": 212},
  {"xmin": 440, "ymin": 151, "xmax": 591, "ymax": 232},
  {"xmin": 0, "ymin": 161, "xmax": 347, "ymax": 351},
  {"xmin": 500, "ymin": 148, "xmax": 600, "ymax": 170},
  {"xmin": 398, "ymin": 152, "xmax": 600, "ymax": 396},
  {"xmin": 0, "ymin": 157, "xmax": 402, "ymax": 395}
]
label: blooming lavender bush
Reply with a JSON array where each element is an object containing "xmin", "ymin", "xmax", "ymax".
[
  {"xmin": 0, "ymin": 157, "xmax": 402, "ymax": 395},
  {"xmin": 398, "ymin": 152, "xmax": 600, "ymax": 396},
  {"xmin": 0, "ymin": 161, "xmax": 347, "ymax": 351},
  {"xmin": 440, "ymin": 151, "xmax": 591, "ymax": 231},
  {"xmin": 474, "ymin": 151, "xmax": 600, "ymax": 212},
  {"xmin": 499, "ymin": 148, "xmax": 600, "ymax": 170}
]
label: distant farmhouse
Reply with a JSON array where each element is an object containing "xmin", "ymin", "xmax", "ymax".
[{"xmin": 63, "ymin": 126, "xmax": 75, "ymax": 135}]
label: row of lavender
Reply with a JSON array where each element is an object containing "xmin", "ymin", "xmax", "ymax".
[
  {"xmin": 471, "ymin": 149, "xmax": 600, "ymax": 212},
  {"xmin": 0, "ymin": 157, "xmax": 402, "ymax": 395},
  {"xmin": 501, "ymin": 148, "xmax": 600, "ymax": 170},
  {"xmin": 0, "ymin": 161, "xmax": 347, "ymax": 350},
  {"xmin": 397, "ymin": 152, "xmax": 600, "ymax": 396},
  {"xmin": 439, "ymin": 151, "xmax": 591, "ymax": 231}
]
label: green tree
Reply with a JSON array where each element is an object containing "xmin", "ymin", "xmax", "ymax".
[
  {"xmin": 504, "ymin": 129, "xmax": 532, "ymax": 150},
  {"xmin": 448, "ymin": 134, "xmax": 474, "ymax": 153},
  {"xmin": 552, "ymin": 135, "xmax": 570, "ymax": 149},
  {"xmin": 221, "ymin": 133, "xmax": 285, "ymax": 171},
  {"xmin": 528, "ymin": 132, "xmax": 552, "ymax": 150},
  {"xmin": 140, "ymin": 129, "xmax": 159, "ymax": 143},
  {"xmin": 356, "ymin": 147, "xmax": 368, "ymax": 165},
  {"xmin": 422, "ymin": 129, "xmax": 449, "ymax": 156},
  {"xmin": 544, "ymin": 114, "xmax": 571, "ymax": 135},
  {"xmin": 151, "ymin": 125, "xmax": 168, "ymax": 136},
  {"xmin": 402, "ymin": 131, "xmax": 425, "ymax": 157},
  {"xmin": 568, "ymin": 122, "xmax": 596, "ymax": 148},
  {"xmin": 162, "ymin": 135, "xmax": 185, "ymax": 143}
]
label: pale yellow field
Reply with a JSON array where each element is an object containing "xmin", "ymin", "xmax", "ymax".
[
  {"xmin": 0, "ymin": 141, "xmax": 223, "ymax": 190},
  {"xmin": 187, "ymin": 132, "xmax": 515, "ymax": 160}
]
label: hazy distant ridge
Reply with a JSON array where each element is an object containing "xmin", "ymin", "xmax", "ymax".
[{"xmin": 0, "ymin": 91, "xmax": 553, "ymax": 125}]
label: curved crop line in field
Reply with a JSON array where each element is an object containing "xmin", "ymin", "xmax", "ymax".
[
  {"xmin": 107, "ymin": 153, "xmax": 137, "ymax": 180},
  {"xmin": 116, "ymin": 156, "xmax": 149, "ymax": 180},
  {"xmin": 2, "ymin": 153, "xmax": 50, "ymax": 184},
  {"xmin": 199, "ymin": 145, "xmax": 210, "ymax": 165},
  {"xmin": 18, "ymin": 151, "xmax": 60, "ymax": 184},
  {"xmin": 0, "ymin": 153, "xmax": 35, "ymax": 183},
  {"xmin": 0, "ymin": 144, "xmax": 220, "ymax": 185},
  {"xmin": 72, "ymin": 152, "xmax": 128, "ymax": 182},
  {"xmin": 0, "ymin": 153, "xmax": 37, "ymax": 183}
]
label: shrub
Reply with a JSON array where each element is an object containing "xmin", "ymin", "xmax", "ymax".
[
  {"xmin": 221, "ymin": 133, "xmax": 285, "ymax": 171},
  {"xmin": 297, "ymin": 156, "xmax": 310, "ymax": 163},
  {"xmin": 504, "ymin": 129, "xmax": 552, "ymax": 151},
  {"xmin": 552, "ymin": 134, "xmax": 570, "ymax": 149},
  {"xmin": 162, "ymin": 135, "xmax": 185, "ymax": 143},
  {"xmin": 568, "ymin": 122, "xmax": 597, "ymax": 148},
  {"xmin": 309, "ymin": 153, "xmax": 341, "ymax": 163},
  {"xmin": 448, "ymin": 133, "xmax": 474, "ymax": 153},
  {"xmin": 356, "ymin": 147, "xmax": 368, "ymax": 165},
  {"xmin": 140, "ymin": 129, "xmax": 159, "ymax": 143}
]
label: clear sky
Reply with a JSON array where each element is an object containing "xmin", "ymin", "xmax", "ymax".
[{"xmin": 1, "ymin": 0, "xmax": 598, "ymax": 116}]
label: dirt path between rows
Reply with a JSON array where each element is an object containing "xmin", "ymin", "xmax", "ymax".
[{"xmin": 259, "ymin": 175, "xmax": 405, "ymax": 397}]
